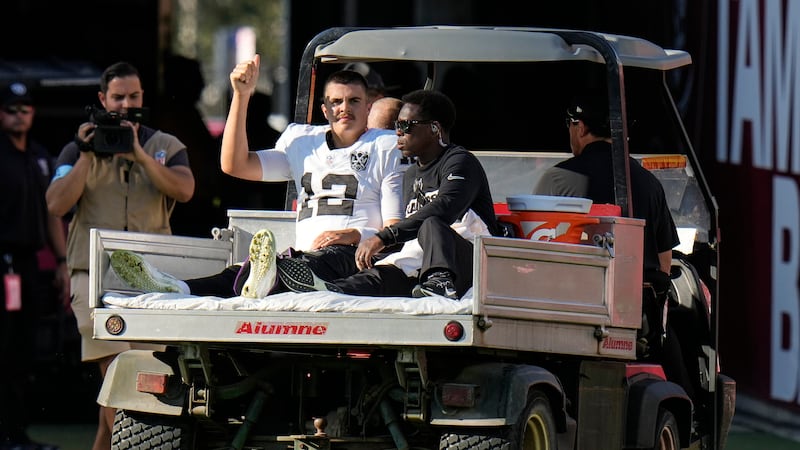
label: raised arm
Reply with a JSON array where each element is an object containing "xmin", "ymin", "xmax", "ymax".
[{"xmin": 220, "ymin": 54, "xmax": 265, "ymax": 181}]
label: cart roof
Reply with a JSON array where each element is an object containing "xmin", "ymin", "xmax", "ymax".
[{"xmin": 314, "ymin": 26, "xmax": 691, "ymax": 70}]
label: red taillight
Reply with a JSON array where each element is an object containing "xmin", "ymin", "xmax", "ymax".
[
  {"xmin": 625, "ymin": 363, "xmax": 666, "ymax": 380},
  {"xmin": 345, "ymin": 350, "xmax": 372, "ymax": 359},
  {"xmin": 444, "ymin": 321, "xmax": 464, "ymax": 341},
  {"xmin": 441, "ymin": 383, "xmax": 477, "ymax": 407},
  {"xmin": 136, "ymin": 372, "xmax": 169, "ymax": 394}
]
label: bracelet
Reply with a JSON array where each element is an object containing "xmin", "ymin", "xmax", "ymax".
[
  {"xmin": 56, "ymin": 256, "xmax": 67, "ymax": 264},
  {"xmin": 380, "ymin": 226, "xmax": 399, "ymax": 245}
]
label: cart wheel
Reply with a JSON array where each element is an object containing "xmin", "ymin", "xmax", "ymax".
[
  {"xmin": 512, "ymin": 390, "xmax": 557, "ymax": 450},
  {"xmin": 112, "ymin": 409, "xmax": 193, "ymax": 450},
  {"xmin": 439, "ymin": 390, "xmax": 556, "ymax": 450},
  {"xmin": 653, "ymin": 407, "xmax": 680, "ymax": 450}
]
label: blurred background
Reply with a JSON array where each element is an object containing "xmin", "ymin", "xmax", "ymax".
[{"xmin": 2, "ymin": 0, "xmax": 798, "ymax": 446}]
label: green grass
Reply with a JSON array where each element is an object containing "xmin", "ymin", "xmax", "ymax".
[{"xmin": 726, "ymin": 429, "xmax": 800, "ymax": 450}]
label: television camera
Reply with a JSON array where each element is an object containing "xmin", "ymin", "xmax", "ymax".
[{"xmin": 85, "ymin": 105, "xmax": 149, "ymax": 153}]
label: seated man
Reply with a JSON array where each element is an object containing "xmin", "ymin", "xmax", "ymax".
[
  {"xmin": 273, "ymin": 89, "xmax": 504, "ymax": 299},
  {"xmin": 534, "ymin": 92, "xmax": 679, "ymax": 281},
  {"xmin": 110, "ymin": 70, "xmax": 407, "ymax": 298},
  {"xmin": 111, "ymin": 90, "xmax": 503, "ymax": 301},
  {"xmin": 534, "ymin": 91, "xmax": 690, "ymax": 393},
  {"xmin": 111, "ymin": 55, "xmax": 408, "ymax": 298},
  {"xmin": 368, "ymin": 97, "xmax": 403, "ymax": 130}
]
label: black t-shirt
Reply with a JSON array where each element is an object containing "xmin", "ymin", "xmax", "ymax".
[
  {"xmin": 0, "ymin": 133, "xmax": 53, "ymax": 250},
  {"xmin": 553, "ymin": 140, "xmax": 680, "ymax": 273},
  {"xmin": 377, "ymin": 144, "xmax": 501, "ymax": 244}
]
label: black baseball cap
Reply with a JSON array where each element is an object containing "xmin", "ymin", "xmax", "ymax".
[
  {"xmin": 567, "ymin": 92, "xmax": 610, "ymax": 137},
  {"xmin": 1, "ymin": 82, "xmax": 33, "ymax": 107},
  {"xmin": 344, "ymin": 62, "xmax": 385, "ymax": 92}
]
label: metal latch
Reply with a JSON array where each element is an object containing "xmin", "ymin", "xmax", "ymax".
[
  {"xmin": 592, "ymin": 232, "xmax": 615, "ymax": 257},
  {"xmin": 212, "ymin": 227, "xmax": 234, "ymax": 242}
]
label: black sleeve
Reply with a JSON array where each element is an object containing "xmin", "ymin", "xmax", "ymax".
[
  {"xmin": 378, "ymin": 151, "xmax": 486, "ymax": 244},
  {"xmin": 54, "ymin": 142, "xmax": 81, "ymax": 169},
  {"xmin": 166, "ymin": 148, "xmax": 190, "ymax": 168}
]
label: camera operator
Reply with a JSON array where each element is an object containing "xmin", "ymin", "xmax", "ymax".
[{"xmin": 45, "ymin": 61, "xmax": 195, "ymax": 450}]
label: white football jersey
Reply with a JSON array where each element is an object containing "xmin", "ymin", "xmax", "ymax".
[{"xmin": 256, "ymin": 125, "xmax": 406, "ymax": 251}]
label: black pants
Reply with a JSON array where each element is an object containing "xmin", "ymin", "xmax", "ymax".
[
  {"xmin": 185, "ymin": 265, "xmax": 240, "ymax": 297},
  {"xmin": 331, "ymin": 216, "xmax": 475, "ymax": 298},
  {"xmin": 0, "ymin": 249, "xmax": 38, "ymax": 442},
  {"xmin": 417, "ymin": 216, "xmax": 475, "ymax": 297},
  {"xmin": 288, "ymin": 245, "xmax": 424, "ymax": 296},
  {"xmin": 640, "ymin": 271, "xmax": 696, "ymax": 401},
  {"xmin": 184, "ymin": 220, "xmax": 475, "ymax": 298},
  {"xmin": 332, "ymin": 264, "xmax": 417, "ymax": 296},
  {"xmin": 185, "ymin": 245, "xmax": 365, "ymax": 297}
]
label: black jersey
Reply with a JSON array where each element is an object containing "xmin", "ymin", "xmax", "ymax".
[
  {"xmin": 0, "ymin": 133, "xmax": 53, "ymax": 250},
  {"xmin": 549, "ymin": 140, "xmax": 679, "ymax": 272},
  {"xmin": 377, "ymin": 144, "xmax": 501, "ymax": 245}
]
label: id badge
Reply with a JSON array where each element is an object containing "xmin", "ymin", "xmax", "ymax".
[{"xmin": 4, "ymin": 273, "xmax": 21, "ymax": 311}]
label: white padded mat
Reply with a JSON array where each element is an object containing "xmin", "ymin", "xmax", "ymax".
[{"xmin": 103, "ymin": 288, "xmax": 473, "ymax": 315}]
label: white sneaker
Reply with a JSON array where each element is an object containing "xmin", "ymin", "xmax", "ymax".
[
  {"xmin": 110, "ymin": 250, "xmax": 188, "ymax": 294},
  {"xmin": 241, "ymin": 229, "xmax": 277, "ymax": 298}
]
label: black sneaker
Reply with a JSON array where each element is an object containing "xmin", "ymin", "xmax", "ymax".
[
  {"xmin": 412, "ymin": 271, "xmax": 458, "ymax": 300},
  {"xmin": 276, "ymin": 257, "xmax": 343, "ymax": 293}
]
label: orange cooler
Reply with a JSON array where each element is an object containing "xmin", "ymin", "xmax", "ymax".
[{"xmin": 499, "ymin": 195, "xmax": 620, "ymax": 244}]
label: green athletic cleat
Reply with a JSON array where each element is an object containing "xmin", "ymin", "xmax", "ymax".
[
  {"xmin": 110, "ymin": 250, "xmax": 186, "ymax": 294},
  {"xmin": 241, "ymin": 229, "xmax": 278, "ymax": 298}
]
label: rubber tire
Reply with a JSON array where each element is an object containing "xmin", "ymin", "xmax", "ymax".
[
  {"xmin": 512, "ymin": 391, "xmax": 557, "ymax": 450},
  {"xmin": 653, "ymin": 407, "xmax": 680, "ymax": 450},
  {"xmin": 112, "ymin": 409, "xmax": 193, "ymax": 450},
  {"xmin": 439, "ymin": 391, "xmax": 556, "ymax": 450},
  {"xmin": 439, "ymin": 432, "xmax": 509, "ymax": 450}
]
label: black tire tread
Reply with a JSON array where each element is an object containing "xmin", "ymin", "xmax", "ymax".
[
  {"xmin": 440, "ymin": 433, "xmax": 510, "ymax": 450},
  {"xmin": 112, "ymin": 409, "xmax": 190, "ymax": 450}
]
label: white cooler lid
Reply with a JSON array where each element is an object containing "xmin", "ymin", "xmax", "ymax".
[{"xmin": 506, "ymin": 194, "xmax": 593, "ymax": 213}]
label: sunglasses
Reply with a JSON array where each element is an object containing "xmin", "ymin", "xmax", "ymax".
[
  {"xmin": 395, "ymin": 119, "xmax": 433, "ymax": 133},
  {"xmin": 565, "ymin": 117, "xmax": 580, "ymax": 129},
  {"xmin": 3, "ymin": 105, "xmax": 32, "ymax": 115}
]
